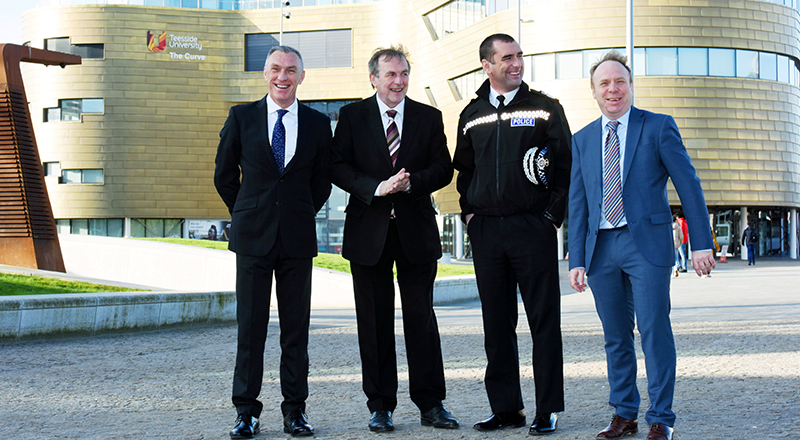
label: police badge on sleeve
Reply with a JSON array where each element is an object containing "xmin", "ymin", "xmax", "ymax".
[{"xmin": 523, "ymin": 146, "xmax": 551, "ymax": 187}]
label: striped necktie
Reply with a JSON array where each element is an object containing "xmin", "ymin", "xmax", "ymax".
[
  {"xmin": 386, "ymin": 109, "xmax": 400, "ymax": 166},
  {"xmin": 603, "ymin": 120, "xmax": 624, "ymax": 226}
]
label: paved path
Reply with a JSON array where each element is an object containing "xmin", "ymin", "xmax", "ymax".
[{"xmin": 0, "ymin": 258, "xmax": 798, "ymax": 439}]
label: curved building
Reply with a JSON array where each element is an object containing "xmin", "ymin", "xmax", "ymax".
[{"xmin": 20, "ymin": 0, "xmax": 800, "ymax": 259}]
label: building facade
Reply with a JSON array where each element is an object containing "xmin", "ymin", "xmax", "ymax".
[{"xmin": 20, "ymin": 0, "xmax": 800, "ymax": 259}]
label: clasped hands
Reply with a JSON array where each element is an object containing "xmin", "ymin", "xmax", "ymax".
[{"xmin": 378, "ymin": 168, "xmax": 411, "ymax": 197}]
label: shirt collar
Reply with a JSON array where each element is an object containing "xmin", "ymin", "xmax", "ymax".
[
  {"xmin": 601, "ymin": 107, "xmax": 632, "ymax": 129},
  {"xmin": 376, "ymin": 95, "xmax": 405, "ymax": 117},
  {"xmin": 489, "ymin": 86, "xmax": 520, "ymax": 108},
  {"xmin": 267, "ymin": 95, "xmax": 299, "ymax": 116}
]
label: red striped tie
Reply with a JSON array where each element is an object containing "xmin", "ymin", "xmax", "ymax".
[{"xmin": 386, "ymin": 109, "xmax": 400, "ymax": 166}]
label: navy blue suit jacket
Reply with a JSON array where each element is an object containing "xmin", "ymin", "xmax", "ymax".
[{"xmin": 568, "ymin": 106, "xmax": 714, "ymax": 273}]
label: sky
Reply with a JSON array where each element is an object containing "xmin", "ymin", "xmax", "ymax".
[{"xmin": 0, "ymin": 0, "xmax": 40, "ymax": 45}]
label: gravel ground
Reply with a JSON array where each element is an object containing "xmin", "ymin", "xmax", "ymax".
[{"xmin": 1, "ymin": 258, "xmax": 798, "ymax": 439}]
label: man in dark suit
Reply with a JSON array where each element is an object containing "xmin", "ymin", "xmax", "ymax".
[
  {"xmin": 568, "ymin": 51, "xmax": 716, "ymax": 440},
  {"xmin": 214, "ymin": 46, "xmax": 331, "ymax": 439},
  {"xmin": 330, "ymin": 45, "xmax": 458, "ymax": 433}
]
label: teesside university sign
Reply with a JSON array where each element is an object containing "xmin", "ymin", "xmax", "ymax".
[{"xmin": 147, "ymin": 31, "xmax": 206, "ymax": 61}]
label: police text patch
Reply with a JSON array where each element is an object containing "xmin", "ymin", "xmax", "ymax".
[{"xmin": 511, "ymin": 118, "xmax": 536, "ymax": 127}]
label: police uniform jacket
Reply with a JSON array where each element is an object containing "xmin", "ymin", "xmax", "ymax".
[{"xmin": 453, "ymin": 80, "xmax": 572, "ymax": 227}]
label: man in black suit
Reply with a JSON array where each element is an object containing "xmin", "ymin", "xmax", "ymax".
[
  {"xmin": 214, "ymin": 46, "xmax": 331, "ymax": 439},
  {"xmin": 330, "ymin": 45, "xmax": 458, "ymax": 433}
]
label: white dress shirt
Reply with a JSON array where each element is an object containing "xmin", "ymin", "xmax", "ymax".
[
  {"xmin": 488, "ymin": 86, "xmax": 519, "ymax": 109},
  {"xmin": 267, "ymin": 95, "xmax": 299, "ymax": 166},
  {"xmin": 374, "ymin": 97, "xmax": 407, "ymax": 197}
]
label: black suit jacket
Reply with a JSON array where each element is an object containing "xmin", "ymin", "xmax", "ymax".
[
  {"xmin": 214, "ymin": 96, "xmax": 331, "ymax": 258},
  {"xmin": 330, "ymin": 96, "xmax": 453, "ymax": 266}
]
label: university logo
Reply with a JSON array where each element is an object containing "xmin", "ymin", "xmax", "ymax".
[{"xmin": 147, "ymin": 31, "xmax": 167, "ymax": 53}]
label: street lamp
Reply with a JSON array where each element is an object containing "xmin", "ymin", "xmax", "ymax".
[
  {"xmin": 517, "ymin": 0, "xmax": 534, "ymax": 45},
  {"xmin": 280, "ymin": 0, "xmax": 291, "ymax": 45}
]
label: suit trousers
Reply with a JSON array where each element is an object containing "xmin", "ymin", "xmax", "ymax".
[
  {"xmin": 588, "ymin": 227, "xmax": 676, "ymax": 426},
  {"xmin": 232, "ymin": 234, "xmax": 312, "ymax": 418},
  {"xmin": 468, "ymin": 213, "xmax": 564, "ymax": 415},
  {"xmin": 350, "ymin": 219, "xmax": 446, "ymax": 413}
]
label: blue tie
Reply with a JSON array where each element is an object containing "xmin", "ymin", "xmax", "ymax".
[{"xmin": 272, "ymin": 109, "xmax": 288, "ymax": 174}]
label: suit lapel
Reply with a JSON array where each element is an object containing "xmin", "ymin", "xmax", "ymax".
[
  {"xmin": 364, "ymin": 96, "xmax": 393, "ymax": 167},
  {"xmin": 397, "ymin": 99, "xmax": 417, "ymax": 169},
  {"xmin": 623, "ymin": 106, "xmax": 644, "ymax": 187},
  {"xmin": 283, "ymin": 102, "xmax": 308, "ymax": 175},
  {"xmin": 587, "ymin": 118, "xmax": 604, "ymax": 195},
  {"xmin": 258, "ymin": 96, "xmax": 281, "ymax": 173}
]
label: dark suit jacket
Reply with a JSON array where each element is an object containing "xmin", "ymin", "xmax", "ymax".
[
  {"xmin": 214, "ymin": 96, "xmax": 331, "ymax": 258},
  {"xmin": 330, "ymin": 95, "xmax": 453, "ymax": 266},
  {"xmin": 568, "ymin": 106, "xmax": 714, "ymax": 273}
]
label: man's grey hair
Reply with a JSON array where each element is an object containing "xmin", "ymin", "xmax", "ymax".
[
  {"xmin": 368, "ymin": 45, "xmax": 411, "ymax": 77},
  {"xmin": 264, "ymin": 45, "xmax": 304, "ymax": 72},
  {"xmin": 589, "ymin": 50, "xmax": 632, "ymax": 88}
]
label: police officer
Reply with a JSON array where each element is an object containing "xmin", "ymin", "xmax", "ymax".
[{"xmin": 453, "ymin": 33, "xmax": 571, "ymax": 436}]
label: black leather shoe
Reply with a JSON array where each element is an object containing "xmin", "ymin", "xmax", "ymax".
[
  {"xmin": 230, "ymin": 413, "xmax": 260, "ymax": 439},
  {"xmin": 473, "ymin": 411, "xmax": 526, "ymax": 431},
  {"xmin": 369, "ymin": 410, "xmax": 394, "ymax": 432},
  {"xmin": 421, "ymin": 405, "xmax": 460, "ymax": 429},
  {"xmin": 529, "ymin": 412, "xmax": 558, "ymax": 435},
  {"xmin": 283, "ymin": 409, "xmax": 314, "ymax": 437}
]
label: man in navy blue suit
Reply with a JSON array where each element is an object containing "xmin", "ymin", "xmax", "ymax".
[{"xmin": 568, "ymin": 51, "xmax": 715, "ymax": 440}]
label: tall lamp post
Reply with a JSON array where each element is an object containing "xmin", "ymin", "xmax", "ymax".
[
  {"xmin": 517, "ymin": 0, "xmax": 534, "ymax": 45},
  {"xmin": 280, "ymin": 0, "xmax": 291, "ymax": 45},
  {"xmin": 626, "ymin": 0, "xmax": 634, "ymax": 101}
]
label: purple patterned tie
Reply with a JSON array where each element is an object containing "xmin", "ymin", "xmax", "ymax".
[
  {"xmin": 603, "ymin": 120, "xmax": 624, "ymax": 226},
  {"xmin": 272, "ymin": 109, "xmax": 288, "ymax": 174},
  {"xmin": 386, "ymin": 109, "xmax": 400, "ymax": 166}
]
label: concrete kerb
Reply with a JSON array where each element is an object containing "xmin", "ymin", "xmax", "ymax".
[
  {"xmin": 0, "ymin": 290, "xmax": 238, "ymax": 342},
  {"xmin": 0, "ymin": 264, "xmax": 479, "ymax": 341}
]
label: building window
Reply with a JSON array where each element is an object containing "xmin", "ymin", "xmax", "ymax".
[
  {"xmin": 56, "ymin": 219, "xmax": 124, "ymax": 237},
  {"xmin": 449, "ymin": 68, "xmax": 487, "ymax": 101},
  {"xmin": 709, "ymin": 48, "xmax": 736, "ymax": 77},
  {"xmin": 244, "ymin": 29, "xmax": 352, "ymax": 71},
  {"xmin": 304, "ymin": 99, "xmax": 358, "ymax": 130},
  {"xmin": 315, "ymin": 185, "xmax": 348, "ymax": 253},
  {"xmin": 530, "ymin": 53, "xmax": 555, "ymax": 82},
  {"xmin": 60, "ymin": 169, "xmax": 103, "ymax": 184},
  {"xmin": 736, "ymin": 49, "xmax": 759, "ymax": 78},
  {"xmin": 646, "ymin": 47, "xmax": 678, "ymax": 76},
  {"xmin": 44, "ymin": 37, "xmax": 104, "ymax": 59},
  {"xmin": 44, "ymin": 98, "xmax": 104, "ymax": 122},
  {"xmin": 759, "ymin": 52, "xmax": 778, "ymax": 81},
  {"xmin": 778, "ymin": 55, "xmax": 790, "ymax": 83},
  {"xmin": 130, "ymin": 219, "xmax": 183, "ymax": 238},
  {"xmin": 424, "ymin": 87, "xmax": 438, "ymax": 108},
  {"xmin": 678, "ymin": 47, "xmax": 708, "ymax": 76},
  {"xmin": 423, "ymin": 0, "xmax": 488, "ymax": 41},
  {"xmin": 44, "ymin": 162, "xmax": 61, "ymax": 177},
  {"xmin": 556, "ymin": 51, "xmax": 582, "ymax": 79}
]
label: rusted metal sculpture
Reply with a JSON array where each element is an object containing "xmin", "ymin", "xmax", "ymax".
[{"xmin": 0, "ymin": 44, "xmax": 81, "ymax": 272}]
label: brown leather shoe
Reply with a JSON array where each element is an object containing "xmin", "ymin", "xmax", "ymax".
[
  {"xmin": 646, "ymin": 422, "xmax": 673, "ymax": 440},
  {"xmin": 596, "ymin": 414, "xmax": 638, "ymax": 439}
]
